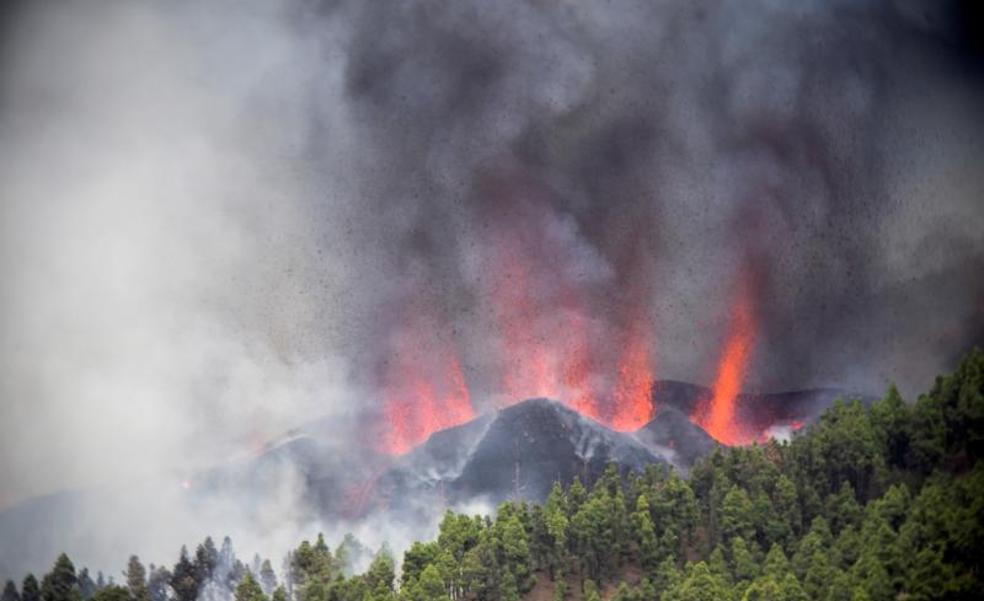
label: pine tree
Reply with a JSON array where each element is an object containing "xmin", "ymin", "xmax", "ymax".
[
  {"xmin": 234, "ymin": 573, "xmax": 266, "ymax": 601},
  {"xmin": 22, "ymin": 575, "xmax": 40, "ymax": 601},
  {"xmin": 779, "ymin": 573, "xmax": 809, "ymax": 601},
  {"xmin": 741, "ymin": 576, "xmax": 782, "ymax": 601},
  {"xmin": 632, "ymin": 495, "xmax": 659, "ymax": 570},
  {"xmin": 802, "ymin": 550, "xmax": 833, "ymax": 599},
  {"xmin": 334, "ymin": 534, "xmax": 365, "ymax": 578},
  {"xmin": 2, "ymin": 581, "xmax": 20, "ymax": 601},
  {"xmin": 42, "ymin": 554, "xmax": 79, "ymax": 601},
  {"xmin": 402, "ymin": 542, "xmax": 440, "ymax": 589},
  {"xmin": 825, "ymin": 482, "xmax": 862, "ymax": 535},
  {"xmin": 364, "ymin": 549, "xmax": 395, "ymax": 600},
  {"xmin": 721, "ymin": 485, "xmax": 755, "ymax": 545},
  {"xmin": 125, "ymin": 556, "xmax": 149, "ymax": 601},
  {"xmin": 762, "ymin": 544, "xmax": 790, "ymax": 579},
  {"xmin": 195, "ymin": 539, "xmax": 219, "ymax": 587},
  {"xmin": 568, "ymin": 478, "xmax": 587, "ymax": 516},
  {"xmin": 770, "ymin": 475, "xmax": 801, "ymax": 547},
  {"xmin": 258, "ymin": 561, "xmax": 277, "ymax": 595},
  {"xmin": 76, "ymin": 570, "xmax": 95, "ymax": 601},
  {"xmin": 171, "ymin": 547, "xmax": 199, "ymax": 601},
  {"xmin": 498, "ymin": 571, "xmax": 518, "ymax": 601},
  {"xmin": 582, "ymin": 580, "xmax": 599, "ymax": 601},
  {"xmin": 543, "ymin": 495, "xmax": 569, "ymax": 581},
  {"xmin": 662, "ymin": 562, "xmax": 728, "ymax": 601},
  {"xmin": 414, "ymin": 566, "xmax": 446, "ymax": 601},
  {"xmin": 731, "ymin": 537, "xmax": 757, "ymax": 583},
  {"xmin": 146, "ymin": 567, "xmax": 170, "ymax": 601},
  {"xmin": 609, "ymin": 582, "xmax": 632, "ymax": 601},
  {"xmin": 90, "ymin": 588, "xmax": 128, "ymax": 601},
  {"xmin": 870, "ymin": 384, "xmax": 911, "ymax": 469}
]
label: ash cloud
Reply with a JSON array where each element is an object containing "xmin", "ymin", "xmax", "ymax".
[
  {"xmin": 333, "ymin": 0, "xmax": 984, "ymax": 399},
  {"xmin": 1, "ymin": 0, "xmax": 983, "ymax": 583}
]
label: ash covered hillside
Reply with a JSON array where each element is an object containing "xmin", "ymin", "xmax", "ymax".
[
  {"xmin": 190, "ymin": 380, "xmax": 862, "ymax": 520},
  {"xmin": 372, "ymin": 398, "xmax": 667, "ymax": 512},
  {"xmin": 188, "ymin": 397, "xmax": 671, "ymax": 522}
]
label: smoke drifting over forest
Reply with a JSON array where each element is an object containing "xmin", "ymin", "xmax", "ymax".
[{"xmin": 1, "ymin": 0, "xmax": 982, "ymax": 582}]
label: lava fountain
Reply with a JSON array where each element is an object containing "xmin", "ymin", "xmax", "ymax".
[
  {"xmin": 479, "ymin": 193, "xmax": 604, "ymax": 414},
  {"xmin": 692, "ymin": 272, "xmax": 757, "ymax": 445},
  {"xmin": 378, "ymin": 291, "xmax": 475, "ymax": 455},
  {"xmin": 610, "ymin": 305, "xmax": 655, "ymax": 431}
]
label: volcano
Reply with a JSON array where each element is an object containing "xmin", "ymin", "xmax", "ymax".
[
  {"xmin": 0, "ymin": 380, "xmax": 866, "ymax": 578},
  {"xmin": 195, "ymin": 381, "xmax": 868, "ymax": 518},
  {"xmin": 369, "ymin": 397, "xmax": 668, "ymax": 511}
]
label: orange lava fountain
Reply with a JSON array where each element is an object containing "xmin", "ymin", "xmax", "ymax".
[
  {"xmin": 693, "ymin": 275, "xmax": 757, "ymax": 445},
  {"xmin": 562, "ymin": 311, "xmax": 604, "ymax": 422},
  {"xmin": 480, "ymin": 202, "xmax": 605, "ymax": 415},
  {"xmin": 610, "ymin": 317, "xmax": 655, "ymax": 430},
  {"xmin": 381, "ymin": 356, "xmax": 473, "ymax": 454},
  {"xmin": 378, "ymin": 295, "xmax": 475, "ymax": 455}
]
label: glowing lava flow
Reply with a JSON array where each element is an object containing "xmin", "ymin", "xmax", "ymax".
[{"xmin": 693, "ymin": 278, "xmax": 757, "ymax": 445}]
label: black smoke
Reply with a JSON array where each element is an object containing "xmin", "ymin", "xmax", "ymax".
[{"xmin": 287, "ymin": 0, "xmax": 984, "ymax": 402}]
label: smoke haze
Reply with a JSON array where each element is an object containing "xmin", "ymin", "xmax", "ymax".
[{"xmin": 1, "ymin": 0, "xmax": 983, "ymax": 581}]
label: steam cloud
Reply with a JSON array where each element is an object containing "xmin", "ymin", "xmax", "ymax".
[{"xmin": 1, "ymin": 0, "xmax": 983, "ymax": 582}]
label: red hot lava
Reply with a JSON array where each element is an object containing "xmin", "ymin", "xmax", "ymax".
[
  {"xmin": 374, "ymin": 190, "xmax": 776, "ymax": 454},
  {"xmin": 378, "ymin": 290, "xmax": 475, "ymax": 455},
  {"xmin": 692, "ymin": 272, "xmax": 758, "ymax": 445},
  {"xmin": 480, "ymin": 195, "xmax": 602, "ymax": 415},
  {"xmin": 610, "ymin": 310, "xmax": 655, "ymax": 431},
  {"xmin": 375, "ymin": 185, "xmax": 665, "ymax": 453}
]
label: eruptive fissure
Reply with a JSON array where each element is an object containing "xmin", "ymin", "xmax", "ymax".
[{"xmin": 376, "ymin": 256, "xmax": 774, "ymax": 454}]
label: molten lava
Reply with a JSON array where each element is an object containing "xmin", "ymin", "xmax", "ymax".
[
  {"xmin": 468, "ymin": 193, "xmax": 660, "ymax": 432},
  {"xmin": 381, "ymin": 357, "xmax": 473, "ymax": 455},
  {"xmin": 495, "ymin": 247, "xmax": 559, "ymax": 402},
  {"xmin": 693, "ymin": 276, "xmax": 757, "ymax": 445},
  {"xmin": 378, "ymin": 293, "xmax": 475, "ymax": 455},
  {"xmin": 482, "ymin": 203, "xmax": 605, "ymax": 415},
  {"xmin": 561, "ymin": 312, "xmax": 604, "ymax": 422},
  {"xmin": 610, "ymin": 319, "xmax": 655, "ymax": 430}
]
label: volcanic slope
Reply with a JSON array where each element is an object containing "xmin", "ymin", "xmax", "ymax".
[
  {"xmin": 371, "ymin": 398, "xmax": 669, "ymax": 512},
  {"xmin": 175, "ymin": 384, "xmax": 871, "ymax": 519},
  {"xmin": 632, "ymin": 406, "xmax": 718, "ymax": 468}
]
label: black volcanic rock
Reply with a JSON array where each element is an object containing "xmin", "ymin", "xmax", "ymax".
[
  {"xmin": 371, "ymin": 398, "xmax": 668, "ymax": 511},
  {"xmin": 448, "ymin": 398, "xmax": 665, "ymax": 502},
  {"xmin": 634, "ymin": 406, "xmax": 718, "ymax": 469},
  {"xmin": 651, "ymin": 380, "xmax": 713, "ymax": 411},
  {"xmin": 400, "ymin": 412, "xmax": 496, "ymax": 481}
]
